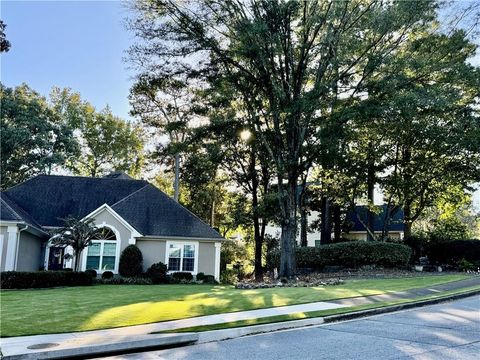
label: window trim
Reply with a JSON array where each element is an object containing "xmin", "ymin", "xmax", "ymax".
[
  {"xmin": 165, "ymin": 240, "xmax": 199, "ymax": 275},
  {"xmin": 81, "ymin": 224, "xmax": 121, "ymax": 274}
]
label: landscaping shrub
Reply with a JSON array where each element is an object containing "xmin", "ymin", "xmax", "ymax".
[
  {"xmin": 171, "ymin": 272, "xmax": 194, "ymax": 282},
  {"xmin": 146, "ymin": 262, "xmax": 168, "ymax": 284},
  {"xmin": 0, "ymin": 271, "xmax": 93, "ymax": 289},
  {"xmin": 267, "ymin": 241, "xmax": 412, "ymax": 270},
  {"xmin": 196, "ymin": 272, "xmax": 206, "ymax": 281},
  {"xmin": 427, "ymin": 240, "xmax": 480, "ymax": 267},
  {"xmin": 203, "ymin": 275, "xmax": 217, "ymax": 284},
  {"xmin": 101, "ymin": 271, "xmax": 114, "ymax": 279},
  {"xmin": 119, "ymin": 245, "xmax": 143, "ymax": 277},
  {"xmin": 85, "ymin": 269, "xmax": 97, "ymax": 278},
  {"xmin": 220, "ymin": 269, "xmax": 238, "ymax": 284}
]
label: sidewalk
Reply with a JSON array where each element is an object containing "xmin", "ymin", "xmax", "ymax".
[{"xmin": 1, "ymin": 277, "xmax": 479, "ymax": 360}]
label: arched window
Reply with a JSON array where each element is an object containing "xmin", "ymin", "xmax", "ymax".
[{"xmin": 85, "ymin": 226, "xmax": 118, "ymax": 272}]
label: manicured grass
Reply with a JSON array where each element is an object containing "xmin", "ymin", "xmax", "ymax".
[
  {"xmin": 0, "ymin": 274, "xmax": 470, "ymax": 337},
  {"xmin": 160, "ymin": 285, "xmax": 480, "ymax": 333}
]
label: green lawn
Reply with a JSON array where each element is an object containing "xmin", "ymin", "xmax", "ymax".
[{"xmin": 0, "ymin": 274, "xmax": 470, "ymax": 337}]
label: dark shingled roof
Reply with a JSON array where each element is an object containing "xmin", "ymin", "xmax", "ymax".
[
  {"xmin": 112, "ymin": 184, "xmax": 222, "ymax": 239},
  {"xmin": 346, "ymin": 205, "xmax": 405, "ymax": 232},
  {"xmin": 2, "ymin": 175, "xmax": 222, "ymax": 239},
  {"xmin": 0, "ymin": 193, "xmax": 45, "ymax": 232}
]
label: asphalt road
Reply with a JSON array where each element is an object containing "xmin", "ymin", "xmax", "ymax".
[{"xmin": 98, "ymin": 296, "xmax": 480, "ymax": 360}]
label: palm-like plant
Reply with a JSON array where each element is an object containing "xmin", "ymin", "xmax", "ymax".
[{"xmin": 49, "ymin": 217, "xmax": 98, "ymax": 271}]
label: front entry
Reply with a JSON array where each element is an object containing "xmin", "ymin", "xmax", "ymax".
[{"xmin": 48, "ymin": 247, "xmax": 65, "ymax": 270}]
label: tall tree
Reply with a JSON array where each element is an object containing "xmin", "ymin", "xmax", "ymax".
[
  {"xmin": 0, "ymin": 84, "xmax": 79, "ymax": 189},
  {"xmin": 129, "ymin": 0, "xmax": 442, "ymax": 277},
  {"xmin": 130, "ymin": 75, "xmax": 194, "ymax": 200},
  {"xmin": 0, "ymin": 20, "xmax": 11, "ymax": 52},
  {"xmin": 69, "ymin": 107, "xmax": 145, "ymax": 177}
]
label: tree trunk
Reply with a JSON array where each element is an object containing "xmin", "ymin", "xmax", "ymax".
[
  {"xmin": 174, "ymin": 153, "xmax": 180, "ymax": 202},
  {"xmin": 366, "ymin": 151, "xmax": 375, "ymax": 241},
  {"xmin": 300, "ymin": 207, "xmax": 308, "ymax": 247},
  {"xmin": 333, "ymin": 204, "xmax": 341, "ymax": 242},
  {"xmin": 279, "ymin": 180, "xmax": 297, "ymax": 278},
  {"xmin": 74, "ymin": 251, "xmax": 81, "ymax": 272},
  {"xmin": 320, "ymin": 196, "xmax": 332, "ymax": 244},
  {"xmin": 404, "ymin": 202, "xmax": 412, "ymax": 239}
]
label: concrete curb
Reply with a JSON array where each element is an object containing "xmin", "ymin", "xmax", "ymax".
[
  {"xmin": 323, "ymin": 288, "xmax": 480, "ymax": 324},
  {"xmin": 195, "ymin": 289, "xmax": 480, "ymax": 344},
  {"xmin": 0, "ymin": 333, "xmax": 198, "ymax": 360}
]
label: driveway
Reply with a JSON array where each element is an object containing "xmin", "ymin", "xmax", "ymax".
[{"xmin": 97, "ymin": 296, "xmax": 480, "ymax": 360}]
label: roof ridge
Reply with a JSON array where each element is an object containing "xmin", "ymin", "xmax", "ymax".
[{"xmin": 110, "ymin": 184, "xmax": 151, "ymax": 207}]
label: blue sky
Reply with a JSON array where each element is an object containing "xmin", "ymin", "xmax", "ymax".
[{"xmin": 1, "ymin": 0, "xmax": 134, "ymax": 120}]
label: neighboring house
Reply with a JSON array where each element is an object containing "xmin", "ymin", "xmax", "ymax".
[
  {"xmin": 0, "ymin": 173, "xmax": 223, "ymax": 280},
  {"xmin": 265, "ymin": 205, "xmax": 405, "ymax": 247}
]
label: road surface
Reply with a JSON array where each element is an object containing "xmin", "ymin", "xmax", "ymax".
[{"xmin": 97, "ymin": 295, "xmax": 480, "ymax": 360}]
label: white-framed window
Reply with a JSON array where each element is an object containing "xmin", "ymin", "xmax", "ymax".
[
  {"xmin": 85, "ymin": 227, "xmax": 118, "ymax": 272},
  {"xmin": 165, "ymin": 241, "xmax": 198, "ymax": 274}
]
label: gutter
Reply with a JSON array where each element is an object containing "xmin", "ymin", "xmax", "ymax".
[{"xmin": 14, "ymin": 224, "xmax": 29, "ymax": 270}]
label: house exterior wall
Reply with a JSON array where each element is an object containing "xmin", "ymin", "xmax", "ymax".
[
  {"xmin": 16, "ymin": 231, "xmax": 43, "ymax": 271},
  {"xmin": 198, "ymin": 242, "xmax": 216, "ymax": 276},
  {"xmin": 136, "ymin": 239, "xmax": 167, "ymax": 272},
  {"xmin": 0, "ymin": 225, "xmax": 9, "ymax": 271},
  {"xmin": 137, "ymin": 238, "xmax": 221, "ymax": 280}
]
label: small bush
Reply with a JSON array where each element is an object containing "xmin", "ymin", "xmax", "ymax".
[
  {"xmin": 427, "ymin": 240, "xmax": 480, "ymax": 266},
  {"xmin": 457, "ymin": 258, "xmax": 476, "ymax": 272},
  {"xmin": 171, "ymin": 272, "xmax": 194, "ymax": 282},
  {"xmin": 0, "ymin": 271, "xmax": 93, "ymax": 289},
  {"xmin": 85, "ymin": 269, "xmax": 97, "ymax": 278},
  {"xmin": 146, "ymin": 262, "xmax": 168, "ymax": 284},
  {"xmin": 119, "ymin": 245, "xmax": 143, "ymax": 278},
  {"xmin": 196, "ymin": 272, "xmax": 205, "ymax": 281},
  {"xmin": 203, "ymin": 275, "xmax": 217, "ymax": 284},
  {"xmin": 101, "ymin": 271, "xmax": 114, "ymax": 279},
  {"xmin": 267, "ymin": 241, "xmax": 412, "ymax": 270},
  {"xmin": 220, "ymin": 269, "xmax": 238, "ymax": 284}
]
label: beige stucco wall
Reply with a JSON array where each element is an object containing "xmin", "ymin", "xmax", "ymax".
[
  {"xmin": 0, "ymin": 225, "xmax": 9, "ymax": 271},
  {"xmin": 136, "ymin": 239, "xmax": 166, "ymax": 271},
  {"xmin": 16, "ymin": 231, "xmax": 43, "ymax": 271},
  {"xmin": 198, "ymin": 242, "xmax": 216, "ymax": 276},
  {"xmin": 136, "ymin": 239, "xmax": 220, "ymax": 277}
]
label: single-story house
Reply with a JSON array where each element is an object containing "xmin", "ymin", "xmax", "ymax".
[{"xmin": 0, "ymin": 173, "xmax": 223, "ymax": 280}]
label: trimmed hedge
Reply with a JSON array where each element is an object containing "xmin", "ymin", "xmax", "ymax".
[
  {"xmin": 119, "ymin": 245, "xmax": 143, "ymax": 277},
  {"xmin": 171, "ymin": 272, "xmax": 194, "ymax": 282},
  {"xmin": 146, "ymin": 262, "xmax": 168, "ymax": 284},
  {"xmin": 0, "ymin": 271, "xmax": 93, "ymax": 289},
  {"xmin": 427, "ymin": 240, "xmax": 480, "ymax": 266},
  {"xmin": 267, "ymin": 241, "xmax": 412, "ymax": 270},
  {"xmin": 101, "ymin": 271, "xmax": 114, "ymax": 279}
]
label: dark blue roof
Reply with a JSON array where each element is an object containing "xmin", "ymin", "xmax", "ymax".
[
  {"xmin": 346, "ymin": 205, "xmax": 404, "ymax": 232},
  {"xmin": 112, "ymin": 184, "xmax": 222, "ymax": 239},
  {"xmin": 2, "ymin": 175, "xmax": 222, "ymax": 239},
  {"xmin": 0, "ymin": 193, "xmax": 45, "ymax": 232}
]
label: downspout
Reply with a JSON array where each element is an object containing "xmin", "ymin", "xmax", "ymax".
[{"xmin": 14, "ymin": 224, "xmax": 29, "ymax": 270}]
